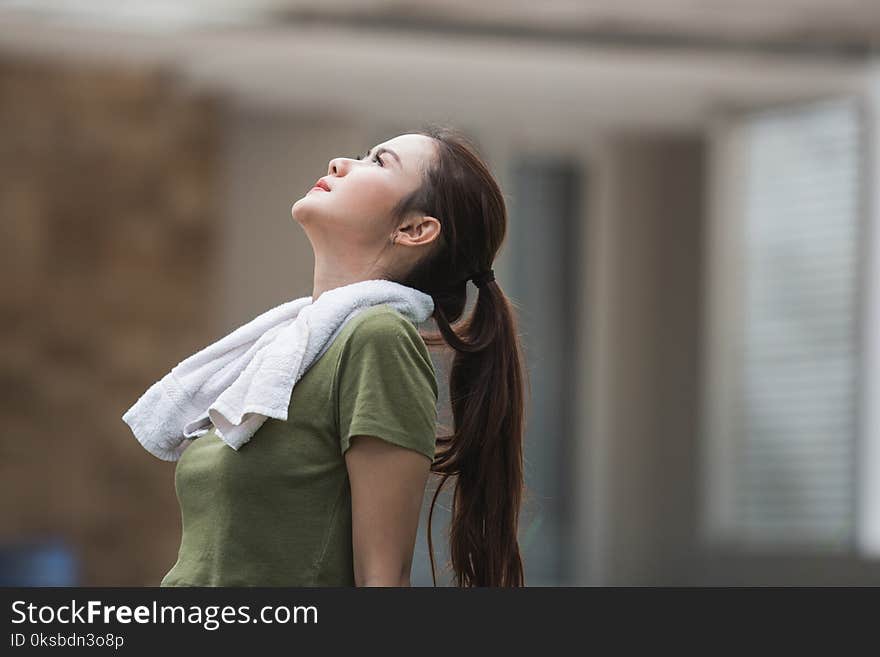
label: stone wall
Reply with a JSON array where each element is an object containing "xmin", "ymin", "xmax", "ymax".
[{"xmin": 0, "ymin": 52, "xmax": 222, "ymax": 585}]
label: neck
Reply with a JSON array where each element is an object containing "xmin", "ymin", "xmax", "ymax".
[{"xmin": 311, "ymin": 254, "xmax": 385, "ymax": 303}]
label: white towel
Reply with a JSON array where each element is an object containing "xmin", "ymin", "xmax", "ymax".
[{"xmin": 121, "ymin": 278, "xmax": 435, "ymax": 462}]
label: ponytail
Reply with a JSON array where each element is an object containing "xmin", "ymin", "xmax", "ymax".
[{"xmin": 424, "ymin": 278, "xmax": 527, "ymax": 587}]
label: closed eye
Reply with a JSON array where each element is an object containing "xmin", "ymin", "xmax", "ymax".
[{"xmin": 352, "ymin": 150, "xmax": 385, "ymax": 167}]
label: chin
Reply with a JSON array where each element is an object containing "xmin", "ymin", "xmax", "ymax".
[
  {"xmin": 291, "ymin": 197, "xmax": 310, "ymax": 223},
  {"xmin": 291, "ymin": 198, "xmax": 326, "ymax": 227}
]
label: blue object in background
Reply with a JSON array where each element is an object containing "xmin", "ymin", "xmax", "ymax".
[{"xmin": 0, "ymin": 537, "xmax": 79, "ymax": 586}]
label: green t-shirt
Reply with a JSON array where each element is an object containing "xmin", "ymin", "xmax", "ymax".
[{"xmin": 159, "ymin": 303, "xmax": 438, "ymax": 587}]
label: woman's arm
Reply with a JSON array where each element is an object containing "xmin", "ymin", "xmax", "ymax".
[{"xmin": 344, "ymin": 434, "xmax": 432, "ymax": 587}]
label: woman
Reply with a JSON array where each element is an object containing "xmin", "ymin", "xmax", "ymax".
[{"xmin": 160, "ymin": 124, "xmax": 527, "ymax": 587}]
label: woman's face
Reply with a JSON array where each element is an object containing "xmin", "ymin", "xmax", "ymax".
[{"xmin": 291, "ymin": 133, "xmax": 438, "ymax": 253}]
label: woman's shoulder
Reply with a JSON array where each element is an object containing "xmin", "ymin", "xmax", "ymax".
[
  {"xmin": 339, "ymin": 304, "xmax": 433, "ymax": 366},
  {"xmin": 335, "ymin": 304, "xmax": 438, "ymax": 408},
  {"xmin": 345, "ymin": 303, "xmax": 423, "ymax": 340}
]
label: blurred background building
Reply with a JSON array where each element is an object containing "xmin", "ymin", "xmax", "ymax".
[{"xmin": 2, "ymin": 1, "xmax": 880, "ymax": 586}]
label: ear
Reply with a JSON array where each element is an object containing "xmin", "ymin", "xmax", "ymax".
[{"xmin": 396, "ymin": 215, "xmax": 441, "ymax": 247}]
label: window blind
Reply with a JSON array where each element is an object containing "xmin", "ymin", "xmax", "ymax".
[{"xmin": 732, "ymin": 98, "xmax": 864, "ymax": 549}]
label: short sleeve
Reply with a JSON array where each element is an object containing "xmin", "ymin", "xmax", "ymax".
[{"xmin": 336, "ymin": 310, "xmax": 438, "ymax": 461}]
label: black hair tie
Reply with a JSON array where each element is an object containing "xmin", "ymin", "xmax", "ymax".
[{"xmin": 470, "ymin": 268, "xmax": 495, "ymax": 288}]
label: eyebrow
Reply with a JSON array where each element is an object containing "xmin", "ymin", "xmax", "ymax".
[{"xmin": 363, "ymin": 146, "xmax": 401, "ymax": 167}]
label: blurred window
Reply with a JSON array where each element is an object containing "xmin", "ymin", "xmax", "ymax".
[{"xmin": 704, "ymin": 98, "xmax": 865, "ymax": 551}]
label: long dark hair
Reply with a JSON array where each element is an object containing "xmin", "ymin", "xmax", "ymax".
[{"xmin": 389, "ymin": 123, "xmax": 528, "ymax": 587}]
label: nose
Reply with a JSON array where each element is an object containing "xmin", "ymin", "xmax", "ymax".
[{"xmin": 328, "ymin": 155, "xmax": 357, "ymax": 176}]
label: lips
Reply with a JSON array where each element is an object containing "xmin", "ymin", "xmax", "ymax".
[{"xmin": 312, "ymin": 178, "xmax": 331, "ymax": 192}]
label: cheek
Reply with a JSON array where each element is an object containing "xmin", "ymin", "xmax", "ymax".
[
  {"xmin": 301, "ymin": 178, "xmax": 393, "ymax": 245},
  {"xmin": 338, "ymin": 175, "xmax": 397, "ymax": 218}
]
